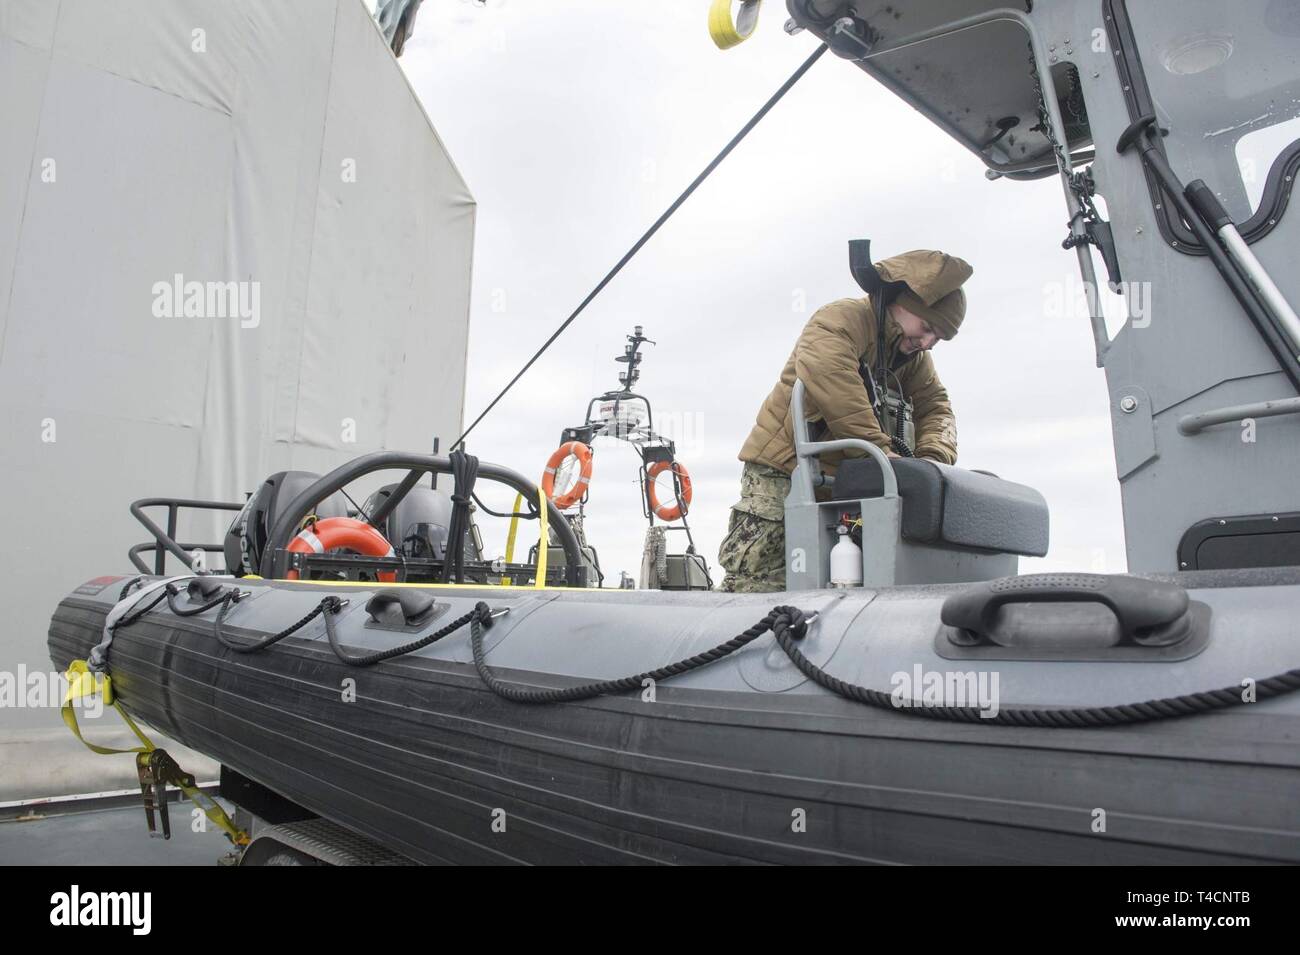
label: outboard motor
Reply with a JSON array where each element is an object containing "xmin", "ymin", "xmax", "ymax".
[
  {"xmin": 223, "ymin": 471, "xmax": 347, "ymax": 577},
  {"xmin": 361, "ymin": 484, "xmax": 482, "ymax": 562}
]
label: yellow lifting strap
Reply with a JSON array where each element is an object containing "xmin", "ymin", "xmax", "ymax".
[
  {"xmin": 502, "ymin": 492, "xmax": 524, "ymax": 585},
  {"xmin": 709, "ymin": 0, "xmax": 762, "ymax": 49},
  {"xmin": 535, "ymin": 486, "xmax": 549, "ymax": 588},
  {"xmin": 504, "ymin": 493, "xmax": 523, "ymax": 564},
  {"xmin": 61, "ymin": 659, "xmax": 250, "ymax": 846}
]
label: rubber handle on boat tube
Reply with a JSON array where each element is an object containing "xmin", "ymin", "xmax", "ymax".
[
  {"xmin": 941, "ymin": 573, "xmax": 1190, "ymax": 647},
  {"xmin": 366, "ymin": 589, "xmax": 436, "ymax": 626},
  {"xmin": 186, "ymin": 577, "xmax": 225, "ymax": 601}
]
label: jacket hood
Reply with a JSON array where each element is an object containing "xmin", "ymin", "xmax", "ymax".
[{"xmin": 874, "ymin": 249, "xmax": 973, "ymax": 340}]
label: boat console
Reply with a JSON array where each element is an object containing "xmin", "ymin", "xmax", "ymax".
[{"xmin": 786, "ymin": 378, "xmax": 1049, "ymax": 589}]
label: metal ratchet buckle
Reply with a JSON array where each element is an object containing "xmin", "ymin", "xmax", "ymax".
[{"xmin": 136, "ymin": 749, "xmax": 195, "ymax": 840}]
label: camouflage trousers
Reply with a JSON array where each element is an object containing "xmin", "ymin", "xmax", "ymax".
[{"xmin": 717, "ymin": 462, "xmax": 790, "ymax": 593}]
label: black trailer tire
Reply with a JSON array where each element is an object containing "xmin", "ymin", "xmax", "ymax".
[{"xmin": 243, "ymin": 841, "xmax": 326, "ymax": 866}]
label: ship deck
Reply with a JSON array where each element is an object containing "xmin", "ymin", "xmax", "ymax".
[{"xmin": 0, "ymin": 790, "xmax": 234, "ymax": 866}]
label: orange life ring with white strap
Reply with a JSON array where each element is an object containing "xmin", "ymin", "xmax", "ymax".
[
  {"xmin": 646, "ymin": 460, "xmax": 692, "ymax": 521},
  {"xmin": 541, "ymin": 441, "xmax": 593, "ymax": 510},
  {"xmin": 284, "ymin": 516, "xmax": 397, "ymax": 582}
]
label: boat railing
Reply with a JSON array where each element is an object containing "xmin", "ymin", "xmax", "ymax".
[
  {"xmin": 261, "ymin": 451, "xmax": 586, "ymax": 586},
  {"xmin": 128, "ymin": 497, "xmax": 244, "ymax": 575}
]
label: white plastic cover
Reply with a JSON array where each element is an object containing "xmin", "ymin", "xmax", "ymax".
[{"xmin": 0, "ymin": 0, "xmax": 474, "ymax": 799}]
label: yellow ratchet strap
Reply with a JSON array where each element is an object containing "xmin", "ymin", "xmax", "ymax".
[
  {"xmin": 709, "ymin": 0, "xmax": 762, "ymax": 49},
  {"xmin": 535, "ymin": 487, "xmax": 549, "ymax": 588},
  {"xmin": 62, "ymin": 659, "xmax": 250, "ymax": 845}
]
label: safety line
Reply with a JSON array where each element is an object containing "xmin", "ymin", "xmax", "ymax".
[{"xmin": 453, "ymin": 42, "xmax": 830, "ymax": 449}]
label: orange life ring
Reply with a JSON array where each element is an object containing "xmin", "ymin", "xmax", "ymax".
[
  {"xmin": 646, "ymin": 460, "xmax": 692, "ymax": 521},
  {"xmin": 541, "ymin": 441, "xmax": 593, "ymax": 510},
  {"xmin": 284, "ymin": 516, "xmax": 397, "ymax": 582}
]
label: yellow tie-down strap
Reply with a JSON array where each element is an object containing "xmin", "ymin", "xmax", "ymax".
[
  {"xmin": 502, "ymin": 493, "xmax": 524, "ymax": 585},
  {"xmin": 709, "ymin": 0, "xmax": 762, "ymax": 49},
  {"xmin": 503, "ymin": 487, "xmax": 549, "ymax": 588},
  {"xmin": 504, "ymin": 493, "xmax": 524, "ymax": 565},
  {"xmin": 535, "ymin": 485, "xmax": 549, "ymax": 588},
  {"xmin": 62, "ymin": 660, "xmax": 249, "ymax": 846}
]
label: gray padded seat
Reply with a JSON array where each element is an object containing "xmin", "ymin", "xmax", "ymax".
[{"xmin": 832, "ymin": 458, "xmax": 1049, "ymax": 556}]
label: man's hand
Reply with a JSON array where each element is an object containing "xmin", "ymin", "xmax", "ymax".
[{"xmin": 885, "ymin": 450, "xmax": 901, "ymax": 459}]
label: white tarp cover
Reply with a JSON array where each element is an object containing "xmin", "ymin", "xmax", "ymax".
[{"xmin": 0, "ymin": 0, "xmax": 474, "ymax": 799}]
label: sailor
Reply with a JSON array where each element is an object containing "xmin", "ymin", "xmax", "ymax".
[{"xmin": 718, "ymin": 249, "xmax": 972, "ymax": 592}]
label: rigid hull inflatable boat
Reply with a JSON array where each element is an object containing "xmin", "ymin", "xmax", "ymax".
[
  {"xmin": 45, "ymin": 566, "xmax": 1300, "ymax": 865},
  {"xmin": 48, "ymin": 0, "xmax": 1300, "ymax": 864},
  {"xmin": 46, "ymin": 445, "xmax": 1300, "ymax": 865}
]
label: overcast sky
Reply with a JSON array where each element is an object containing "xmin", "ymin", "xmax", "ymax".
[{"xmin": 393, "ymin": 0, "xmax": 1129, "ymax": 582}]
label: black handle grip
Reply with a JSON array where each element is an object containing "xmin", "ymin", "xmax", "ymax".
[
  {"xmin": 1116, "ymin": 112, "xmax": 1160, "ymax": 154},
  {"xmin": 366, "ymin": 589, "xmax": 436, "ymax": 626},
  {"xmin": 1087, "ymin": 219, "xmax": 1124, "ymax": 292},
  {"xmin": 1185, "ymin": 179, "xmax": 1233, "ymax": 230},
  {"xmin": 941, "ymin": 573, "xmax": 1191, "ymax": 648}
]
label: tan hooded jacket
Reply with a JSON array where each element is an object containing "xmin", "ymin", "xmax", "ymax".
[{"xmin": 738, "ymin": 250, "xmax": 971, "ymax": 474}]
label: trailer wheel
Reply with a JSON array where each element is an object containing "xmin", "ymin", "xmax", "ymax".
[
  {"xmin": 241, "ymin": 840, "xmax": 326, "ymax": 866},
  {"xmin": 262, "ymin": 849, "xmax": 323, "ymax": 866}
]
